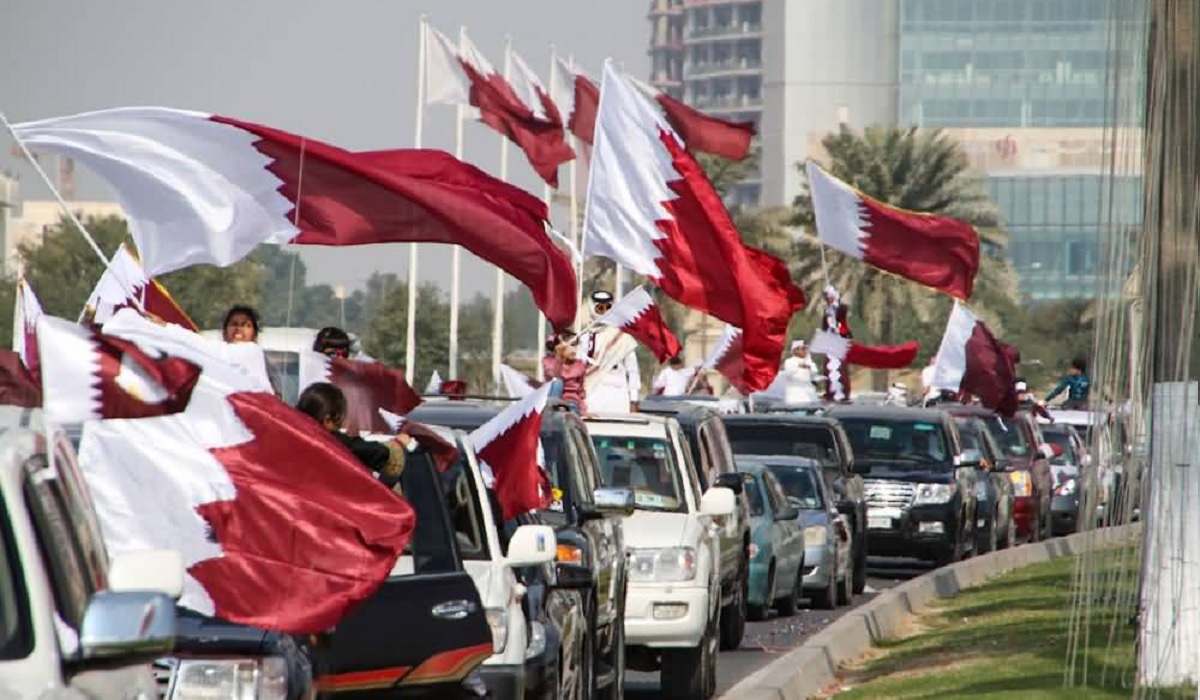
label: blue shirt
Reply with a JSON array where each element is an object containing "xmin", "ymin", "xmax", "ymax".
[{"xmin": 1047, "ymin": 374, "xmax": 1090, "ymax": 403}]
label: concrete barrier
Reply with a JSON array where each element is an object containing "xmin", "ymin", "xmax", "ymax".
[{"xmin": 722, "ymin": 524, "xmax": 1141, "ymax": 700}]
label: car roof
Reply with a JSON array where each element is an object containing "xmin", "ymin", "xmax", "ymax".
[
  {"xmin": 723, "ymin": 413, "xmax": 841, "ymax": 429},
  {"xmin": 637, "ymin": 399, "xmax": 721, "ymax": 424},
  {"xmin": 825, "ymin": 404, "xmax": 949, "ymax": 422},
  {"xmin": 1048, "ymin": 409, "xmax": 1102, "ymax": 426},
  {"xmin": 584, "ymin": 413, "xmax": 673, "ymax": 438},
  {"xmin": 933, "ymin": 403, "xmax": 997, "ymax": 417},
  {"xmin": 735, "ymin": 454, "xmax": 822, "ymax": 469},
  {"xmin": 407, "ymin": 400, "xmax": 505, "ymax": 430}
]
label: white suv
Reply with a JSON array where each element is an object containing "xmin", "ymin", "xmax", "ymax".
[
  {"xmin": 585, "ymin": 415, "xmax": 735, "ymax": 700},
  {"xmin": 0, "ymin": 407, "xmax": 181, "ymax": 699}
]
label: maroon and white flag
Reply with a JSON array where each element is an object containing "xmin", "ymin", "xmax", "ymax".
[
  {"xmin": 470, "ymin": 383, "xmax": 554, "ymax": 521},
  {"xmin": 809, "ymin": 330, "xmax": 920, "ymax": 370},
  {"xmin": 0, "ymin": 351, "xmax": 42, "ymax": 408},
  {"xmin": 931, "ymin": 304, "xmax": 1018, "ymax": 415},
  {"xmin": 581, "ymin": 61, "xmax": 803, "ymax": 392},
  {"xmin": 806, "ymin": 161, "xmax": 980, "ymax": 300},
  {"xmin": 78, "ymin": 309, "xmax": 414, "ymax": 633},
  {"xmin": 12, "ymin": 107, "xmax": 577, "ymax": 328},
  {"xmin": 425, "ymin": 26, "xmax": 574, "ymax": 188},
  {"xmin": 85, "ymin": 244, "xmax": 199, "ymax": 331},
  {"xmin": 593, "ymin": 287, "xmax": 682, "ymax": 364},
  {"xmin": 549, "ymin": 58, "xmax": 600, "ymax": 147},
  {"xmin": 37, "ymin": 316, "xmax": 202, "ymax": 425},
  {"xmin": 701, "ymin": 325, "xmax": 749, "ymax": 395},
  {"xmin": 298, "ymin": 350, "xmax": 422, "ymax": 436},
  {"xmin": 14, "ymin": 278, "xmax": 43, "ymax": 379}
]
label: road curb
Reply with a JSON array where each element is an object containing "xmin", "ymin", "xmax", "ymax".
[{"xmin": 721, "ymin": 524, "xmax": 1141, "ymax": 700}]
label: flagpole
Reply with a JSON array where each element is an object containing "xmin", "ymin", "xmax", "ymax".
[
  {"xmin": 535, "ymin": 45, "xmax": 558, "ymax": 381},
  {"xmin": 448, "ymin": 24, "xmax": 467, "ymax": 380},
  {"xmin": 405, "ymin": 16, "xmax": 428, "ymax": 384},
  {"xmin": 579, "ymin": 59, "xmax": 616, "ymax": 331},
  {"xmin": 0, "ymin": 111, "xmax": 146, "ymax": 313},
  {"xmin": 491, "ymin": 34, "xmax": 513, "ymax": 392},
  {"xmin": 567, "ymin": 54, "xmax": 585, "ymax": 330}
]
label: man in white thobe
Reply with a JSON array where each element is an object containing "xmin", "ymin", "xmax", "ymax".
[
  {"xmin": 580, "ymin": 290, "xmax": 641, "ymax": 414},
  {"xmin": 653, "ymin": 356, "xmax": 696, "ymax": 396}
]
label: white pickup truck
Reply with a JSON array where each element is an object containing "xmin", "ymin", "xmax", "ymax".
[
  {"xmin": 0, "ymin": 406, "xmax": 181, "ymax": 699},
  {"xmin": 585, "ymin": 415, "xmax": 735, "ymax": 700}
]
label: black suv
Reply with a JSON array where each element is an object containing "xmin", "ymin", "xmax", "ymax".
[
  {"xmin": 409, "ymin": 400, "xmax": 633, "ymax": 699},
  {"xmin": 722, "ymin": 414, "xmax": 869, "ymax": 595},
  {"xmin": 825, "ymin": 405, "xmax": 979, "ymax": 566},
  {"xmin": 638, "ymin": 400, "xmax": 751, "ymax": 650}
]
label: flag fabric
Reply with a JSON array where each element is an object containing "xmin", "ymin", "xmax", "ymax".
[
  {"xmin": 650, "ymin": 89, "xmax": 756, "ymax": 162},
  {"xmin": 805, "ymin": 161, "xmax": 980, "ymax": 300},
  {"xmin": 424, "ymin": 26, "xmax": 574, "ymax": 188},
  {"xmin": 582, "ymin": 61, "xmax": 803, "ymax": 392},
  {"xmin": 702, "ymin": 325, "xmax": 749, "ymax": 395},
  {"xmin": 425, "ymin": 370, "xmax": 443, "ymax": 395},
  {"xmin": 809, "ymin": 330, "xmax": 920, "ymax": 370},
  {"xmin": 78, "ymin": 309, "xmax": 414, "ymax": 633},
  {"xmin": 12, "ymin": 107, "xmax": 577, "ymax": 328},
  {"xmin": 298, "ymin": 350, "xmax": 422, "ymax": 436},
  {"xmin": 1000, "ymin": 341, "xmax": 1021, "ymax": 371},
  {"xmin": 592, "ymin": 286, "xmax": 682, "ymax": 363},
  {"xmin": 37, "ymin": 315, "xmax": 203, "ymax": 424},
  {"xmin": 469, "ymin": 383, "xmax": 553, "ymax": 520},
  {"xmin": 549, "ymin": 58, "xmax": 599, "ymax": 146},
  {"xmin": 931, "ymin": 304, "xmax": 1018, "ymax": 415},
  {"xmin": 499, "ymin": 363, "xmax": 537, "ymax": 399},
  {"xmin": 14, "ymin": 278, "xmax": 43, "ymax": 380},
  {"xmin": 86, "ymin": 244, "xmax": 198, "ymax": 330},
  {"xmin": 0, "ymin": 351, "xmax": 42, "ymax": 408}
]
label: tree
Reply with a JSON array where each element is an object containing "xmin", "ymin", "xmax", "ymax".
[{"xmin": 791, "ymin": 125, "xmax": 1021, "ymax": 389}]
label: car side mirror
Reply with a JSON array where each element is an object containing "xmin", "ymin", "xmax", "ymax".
[
  {"xmin": 76, "ymin": 591, "xmax": 176, "ymax": 663},
  {"xmin": 775, "ymin": 505, "xmax": 799, "ymax": 521},
  {"xmin": 581, "ymin": 487, "xmax": 635, "ymax": 521},
  {"xmin": 714, "ymin": 472, "xmax": 744, "ymax": 495},
  {"xmin": 505, "ymin": 525, "xmax": 557, "ymax": 567},
  {"xmin": 108, "ymin": 549, "xmax": 185, "ymax": 600},
  {"xmin": 553, "ymin": 563, "xmax": 594, "ymax": 590},
  {"xmin": 700, "ymin": 487, "xmax": 735, "ymax": 518}
]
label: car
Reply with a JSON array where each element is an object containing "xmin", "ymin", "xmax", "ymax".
[
  {"xmin": 0, "ymin": 406, "xmax": 181, "ymax": 699},
  {"xmin": 721, "ymin": 414, "xmax": 870, "ymax": 594},
  {"xmin": 408, "ymin": 399, "xmax": 633, "ymax": 700},
  {"xmin": 732, "ymin": 461, "xmax": 806, "ymax": 617},
  {"xmin": 637, "ymin": 399, "xmax": 751, "ymax": 650},
  {"xmin": 825, "ymin": 405, "xmax": 979, "ymax": 566},
  {"xmin": 585, "ymin": 414, "xmax": 734, "ymax": 700},
  {"xmin": 956, "ymin": 407, "xmax": 1054, "ymax": 541},
  {"xmin": 1045, "ymin": 409, "xmax": 1122, "ymax": 527},
  {"xmin": 1040, "ymin": 422, "xmax": 1088, "ymax": 536},
  {"xmin": 950, "ymin": 413, "xmax": 1017, "ymax": 552}
]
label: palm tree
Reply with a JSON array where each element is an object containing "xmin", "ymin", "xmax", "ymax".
[{"xmin": 791, "ymin": 125, "xmax": 1021, "ymax": 390}]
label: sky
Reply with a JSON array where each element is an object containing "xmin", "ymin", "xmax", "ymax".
[{"xmin": 0, "ymin": 0, "xmax": 648, "ymax": 297}]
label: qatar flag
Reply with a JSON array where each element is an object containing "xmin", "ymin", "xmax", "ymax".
[
  {"xmin": 298, "ymin": 350, "xmax": 422, "ymax": 436},
  {"xmin": 0, "ymin": 351, "xmax": 42, "ymax": 408},
  {"xmin": 582, "ymin": 61, "xmax": 803, "ymax": 391},
  {"xmin": 424, "ymin": 26, "xmax": 574, "ymax": 188},
  {"xmin": 593, "ymin": 287, "xmax": 682, "ymax": 363},
  {"xmin": 78, "ymin": 309, "xmax": 414, "ymax": 633},
  {"xmin": 702, "ymin": 325, "xmax": 749, "ymax": 395},
  {"xmin": 806, "ymin": 161, "xmax": 980, "ymax": 300},
  {"xmin": 500, "ymin": 363, "xmax": 538, "ymax": 399},
  {"xmin": 86, "ymin": 244, "xmax": 198, "ymax": 331},
  {"xmin": 549, "ymin": 58, "xmax": 600, "ymax": 147},
  {"xmin": 14, "ymin": 278, "xmax": 43, "ymax": 380},
  {"xmin": 37, "ymin": 316, "xmax": 202, "ymax": 425},
  {"xmin": 12, "ymin": 107, "xmax": 576, "ymax": 328},
  {"xmin": 809, "ymin": 330, "xmax": 920, "ymax": 370},
  {"xmin": 469, "ymin": 383, "xmax": 554, "ymax": 521},
  {"xmin": 931, "ymin": 304, "xmax": 1018, "ymax": 415}
]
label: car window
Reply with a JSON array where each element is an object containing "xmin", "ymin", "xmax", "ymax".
[
  {"xmin": 51, "ymin": 438, "xmax": 108, "ymax": 585},
  {"xmin": 767, "ymin": 466, "xmax": 824, "ymax": 510},
  {"xmin": 592, "ymin": 435, "xmax": 687, "ymax": 513},
  {"xmin": 0, "ymin": 493, "xmax": 33, "ymax": 660},
  {"xmin": 401, "ymin": 452, "xmax": 462, "ymax": 575},
  {"xmin": 706, "ymin": 419, "xmax": 737, "ymax": 474},
  {"xmin": 726, "ymin": 423, "xmax": 839, "ymax": 465},
  {"xmin": 743, "ymin": 474, "xmax": 765, "ymax": 516},
  {"xmin": 839, "ymin": 418, "xmax": 951, "ymax": 465},
  {"xmin": 1044, "ymin": 430, "xmax": 1078, "ymax": 466},
  {"xmin": 762, "ymin": 471, "xmax": 792, "ymax": 513},
  {"xmin": 992, "ymin": 416, "xmax": 1032, "ymax": 456},
  {"xmin": 675, "ymin": 431, "xmax": 703, "ymax": 505},
  {"xmin": 568, "ymin": 426, "xmax": 600, "ymax": 495},
  {"xmin": 441, "ymin": 450, "xmax": 489, "ymax": 560},
  {"xmin": 695, "ymin": 425, "xmax": 717, "ymax": 491}
]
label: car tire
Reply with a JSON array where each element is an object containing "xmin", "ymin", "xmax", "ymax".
[
  {"xmin": 773, "ymin": 566, "xmax": 799, "ymax": 617},
  {"xmin": 936, "ymin": 525, "xmax": 964, "ymax": 567},
  {"xmin": 1001, "ymin": 508, "xmax": 1016, "ymax": 550},
  {"xmin": 579, "ymin": 622, "xmax": 595, "ymax": 700},
  {"xmin": 747, "ymin": 565, "xmax": 772, "ymax": 622},
  {"xmin": 837, "ymin": 553, "xmax": 853, "ymax": 606},
  {"xmin": 718, "ymin": 568, "xmax": 747, "ymax": 650},
  {"xmin": 598, "ymin": 615, "xmax": 625, "ymax": 700},
  {"xmin": 661, "ymin": 611, "xmax": 717, "ymax": 700},
  {"xmin": 851, "ymin": 527, "xmax": 867, "ymax": 595},
  {"xmin": 811, "ymin": 561, "xmax": 837, "ymax": 610},
  {"xmin": 976, "ymin": 511, "xmax": 998, "ymax": 554}
]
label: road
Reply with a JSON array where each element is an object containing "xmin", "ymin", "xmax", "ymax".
[{"xmin": 624, "ymin": 558, "xmax": 937, "ymax": 698}]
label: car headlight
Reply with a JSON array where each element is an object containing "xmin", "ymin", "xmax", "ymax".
[
  {"xmin": 804, "ymin": 526, "xmax": 827, "ymax": 547},
  {"xmin": 913, "ymin": 483, "xmax": 957, "ymax": 505},
  {"xmin": 170, "ymin": 657, "xmax": 287, "ymax": 700},
  {"xmin": 1009, "ymin": 471, "xmax": 1033, "ymax": 497},
  {"xmin": 486, "ymin": 608, "xmax": 509, "ymax": 654},
  {"xmin": 1055, "ymin": 477, "xmax": 1078, "ymax": 497},
  {"xmin": 628, "ymin": 547, "xmax": 697, "ymax": 583},
  {"xmin": 525, "ymin": 620, "xmax": 546, "ymax": 660}
]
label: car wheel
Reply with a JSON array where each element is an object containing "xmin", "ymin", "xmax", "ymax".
[
  {"xmin": 811, "ymin": 560, "xmax": 837, "ymax": 610},
  {"xmin": 718, "ymin": 567, "xmax": 747, "ymax": 650},
  {"xmin": 851, "ymin": 528, "xmax": 867, "ymax": 595},
  {"xmin": 661, "ymin": 610, "xmax": 717, "ymax": 700},
  {"xmin": 837, "ymin": 553, "xmax": 853, "ymax": 606},
  {"xmin": 976, "ymin": 511, "xmax": 998, "ymax": 554},
  {"xmin": 747, "ymin": 564, "xmax": 772, "ymax": 622},
  {"xmin": 578, "ymin": 622, "xmax": 595, "ymax": 700},
  {"xmin": 936, "ymin": 525, "xmax": 964, "ymax": 567},
  {"xmin": 1002, "ymin": 508, "xmax": 1016, "ymax": 550},
  {"xmin": 598, "ymin": 615, "xmax": 625, "ymax": 700},
  {"xmin": 773, "ymin": 565, "xmax": 799, "ymax": 617}
]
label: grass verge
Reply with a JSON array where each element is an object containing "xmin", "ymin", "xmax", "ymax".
[{"xmin": 832, "ymin": 554, "xmax": 1137, "ymax": 699}]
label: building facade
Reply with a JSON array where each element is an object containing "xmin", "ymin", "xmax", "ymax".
[{"xmin": 3, "ymin": 198, "xmax": 126, "ymax": 273}]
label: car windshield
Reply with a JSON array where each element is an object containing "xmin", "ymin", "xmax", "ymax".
[
  {"xmin": 840, "ymin": 417, "xmax": 950, "ymax": 466},
  {"xmin": 725, "ymin": 423, "xmax": 838, "ymax": 465},
  {"xmin": 1043, "ymin": 430, "xmax": 1077, "ymax": 465},
  {"xmin": 592, "ymin": 435, "xmax": 687, "ymax": 512},
  {"xmin": 766, "ymin": 465, "xmax": 824, "ymax": 509},
  {"xmin": 743, "ymin": 474, "xmax": 766, "ymax": 516},
  {"xmin": 991, "ymin": 416, "xmax": 1031, "ymax": 456}
]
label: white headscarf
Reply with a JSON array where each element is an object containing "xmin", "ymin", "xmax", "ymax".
[{"xmin": 823, "ymin": 285, "xmax": 840, "ymax": 304}]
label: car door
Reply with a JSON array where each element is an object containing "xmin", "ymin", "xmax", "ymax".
[
  {"xmin": 696, "ymin": 421, "xmax": 741, "ymax": 585},
  {"xmin": 830, "ymin": 426, "xmax": 866, "ymax": 534},
  {"xmin": 564, "ymin": 421, "xmax": 622, "ymax": 632},
  {"xmin": 761, "ymin": 471, "xmax": 803, "ymax": 583},
  {"xmin": 316, "ymin": 451, "xmax": 491, "ymax": 695},
  {"xmin": 946, "ymin": 420, "xmax": 977, "ymax": 524}
]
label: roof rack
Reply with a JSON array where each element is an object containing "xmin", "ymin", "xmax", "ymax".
[{"xmin": 419, "ymin": 394, "xmax": 518, "ymax": 403}]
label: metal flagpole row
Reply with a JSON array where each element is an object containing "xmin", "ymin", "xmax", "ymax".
[
  {"xmin": 404, "ymin": 16, "xmax": 429, "ymax": 385},
  {"xmin": 491, "ymin": 34, "xmax": 513, "ymax": 393},
  {"xmin": 448, "ymin": 25, "xmax": 467, "ymax": 380}
]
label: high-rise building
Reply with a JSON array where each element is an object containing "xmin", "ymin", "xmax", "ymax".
[{"xmin": 648, "ymin": 0, "xmax": 686, "ymax": 100}]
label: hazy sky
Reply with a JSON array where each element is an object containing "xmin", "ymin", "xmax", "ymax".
[{"xmin": 0, "ymin": 0, "xmax": 648, "ymax": 297}]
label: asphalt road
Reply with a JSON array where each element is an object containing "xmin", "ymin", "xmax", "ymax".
[{"xmin": 624, "ymin": 557, "xmax": 937, "ymax": 698}]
